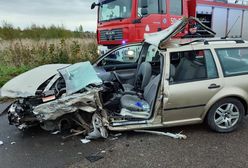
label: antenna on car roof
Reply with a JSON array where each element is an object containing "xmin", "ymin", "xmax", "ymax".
[{"xmin": 223, "ymin": 16, "xmax": 240, "ymax": 39}]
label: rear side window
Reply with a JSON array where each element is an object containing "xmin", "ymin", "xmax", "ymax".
[
  {"xmin": 170, "ymin": 50, "xmax": 218, "ymax": 83},
  {"xmin": 170, "ymin": 0, "xmax": 182, "ymax": 15},
  {"xmin": 215, "ymin": 48, "xmax": 248, "ymax": 77}
]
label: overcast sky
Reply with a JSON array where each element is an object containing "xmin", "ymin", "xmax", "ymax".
[
  {"xmin": 0, "ymin": 0, "xmax": 97, "ymax": 31},
  {"xmin": 0, "ymin": 0, "xmax": 247, "ymax": 31}
]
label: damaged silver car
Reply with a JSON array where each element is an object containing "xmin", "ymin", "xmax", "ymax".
[{"xmin": 3, "ymin": 17, "xmax": 247, "ymax": 139}]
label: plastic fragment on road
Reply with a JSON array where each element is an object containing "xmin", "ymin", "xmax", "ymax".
[
  {"xmin": 85, "ymin": 155, "xmax": 104, "ymax": 163},
  {"xmin": 0, "ymin": 141, "xmax": 3, "ymax": 145},
  {"xmin": 51, "ymin": 131, "xmax": 60, "ymax": 135},
  {"xmin": 134, "ymin": 130, "xmax": 187, "ymax": 140},
  {"xmin": 109, "ymin": 133, "xmax": 122, "ymax": 141},
  {"xmin": 80, "ymin": 139, "xmax": 91, "ymax": 144},
  {"xmin": 110, "ymin": 137, "xmax": 118, "ymax": 141},
  {"xmin": 62, "ymin": 130, "xmax": 86, "ymax": 140},
  {"xmin": 114, "ymin": 133, "xmax": 122, "ymax": 137},
  {"xmin": 11, "ymin": 142, "xmax": 16, "ymax": 145},
  {"xmin": 18, "ymin": 123, "xmax": 27, "ymax": 130}
]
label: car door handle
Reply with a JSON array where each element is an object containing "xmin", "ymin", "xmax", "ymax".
[{"xmin": 208, "ymin": 84, "xmax": 221, "ymax": 89}]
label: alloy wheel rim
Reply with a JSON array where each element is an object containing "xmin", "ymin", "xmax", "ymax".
[{"xmin": 214, "ymin": 103, "xmax": 240, "ymax": 129}]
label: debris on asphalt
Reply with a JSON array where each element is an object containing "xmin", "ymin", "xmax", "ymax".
[
  {"xmin": 18, "ymin": 123, "xmax": 27, "ymax": 130},
  {"xmin": 51, "ymin": 131, "xmax": 60, "ymax": 135},
  {"xmin": 10, "ymin": 141, "xmax": 16, "ymax": 145},
  {"xmin": 0, "ymin": 141, "xmax": 3, "ymax": 146},
  {"xmin": 80, "ymin": 139, "xmax": 91, "ymax": 144},
  {"xmin": 85, "ymin": 155, "xmax": 104, "ymax": 163},
  {"xmin": 114, "ymin": 133, "xmax": 122, "ymax": 137},
  {"xmin": 109, "ymin": 133, "xmax": 123, "ymax": 141},
  {"xmin": 134, "ymin": 130, "xmax": 187, "ymax": 140},
  {"xmin": 77, "ymin": 152, "xmax": 82, "ymax": 155},
  {"xmin": 85, "ymin": 145, "xmax": 114, "ymax": 163},
  {"xmin": 110, "ymin": 137, "xmax": 118, "ymax": 141},
  {"xmin": 60, "ymin": 142, "xmax": 65, "ymax": 146},
  {"xmin": 62, "ymin": 130, "xmax": 86, "ymax": 140}
]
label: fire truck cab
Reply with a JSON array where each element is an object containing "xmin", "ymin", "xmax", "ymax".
[
  {"xmin": 92, "ymin": 0, "xmax": 248, "ymax": 52},
  {"xmin": 93, "ymin": 0, "xmax": 191, "ymax": 49}
]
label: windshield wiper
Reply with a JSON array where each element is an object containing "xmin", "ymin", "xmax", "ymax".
[
  {"xmin": 100, "ymin": 17, "xmax": 125, "ymax": 22},
  {"xmin": 109, "ymin": 17, "xmax": 125, "ymax": 21}
]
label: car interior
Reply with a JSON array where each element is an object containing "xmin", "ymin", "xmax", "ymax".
[
  {"xmin": 98, "ymin": 45, "xmax": 162, "ymax": 121},
  {"xmin": 170, "ymin": 50, "xmax": 208, "ymax": 83}
]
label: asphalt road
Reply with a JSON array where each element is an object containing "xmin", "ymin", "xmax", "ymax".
[{"xmin": 1, "ymin": 102, "xmax": 248, "ymax": 168}]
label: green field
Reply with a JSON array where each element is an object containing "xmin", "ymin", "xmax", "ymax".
[
  {"xmin": 0, "ymin": 24, "xmax": 98, "ymax": 87},
  {"xmin": 0, "ymin": 38, "xmax": 98, "ymax": 87}
]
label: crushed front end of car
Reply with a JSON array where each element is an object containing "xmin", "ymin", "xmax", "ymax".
[{"xmin": 2, "ymin": 62, "xmax": 109, "ymax": 139}]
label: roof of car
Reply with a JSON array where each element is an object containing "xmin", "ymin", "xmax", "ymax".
[{"xmin": 160, "ymin": 38, "xmax": 248, "ymax": 50}]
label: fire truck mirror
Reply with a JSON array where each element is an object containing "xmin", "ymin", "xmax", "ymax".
[{"xmin": 91, "ymin": 2, "xmax": 98, "ymax": 10}]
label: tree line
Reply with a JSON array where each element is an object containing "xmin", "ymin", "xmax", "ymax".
[{"xmin": 0, "ymin": 22, "xmax": 96, "ymax": 40}]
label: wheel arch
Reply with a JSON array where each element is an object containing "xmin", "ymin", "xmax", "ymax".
[{"xmin": 202, "ymin": 88, "xmax": 248, "ymax": 120}]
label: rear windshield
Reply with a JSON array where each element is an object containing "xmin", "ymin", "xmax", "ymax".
[{"xmin": 215, "ymin": 48, "xmax": 248, "ymax": 77}]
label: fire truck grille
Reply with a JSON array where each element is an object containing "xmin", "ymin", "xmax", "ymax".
[{"xmin": 100, "ymin": 29, "xmax": 123, "ymax": 41}]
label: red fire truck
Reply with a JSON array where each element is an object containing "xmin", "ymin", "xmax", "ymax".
[{"xmin": 91, "ymin": 0, "xmax": 248, "ymax": 51}]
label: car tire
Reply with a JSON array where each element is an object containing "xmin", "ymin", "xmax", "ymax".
[{"xmin": 207, "ymin": 98, "xmax": 245, "ymax": 133}]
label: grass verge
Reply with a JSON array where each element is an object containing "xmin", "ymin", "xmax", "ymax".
[{"xmin": 0, "ymin": 65, "xmax": 31, "ymax": 87}]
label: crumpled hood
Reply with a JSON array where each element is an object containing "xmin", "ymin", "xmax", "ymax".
[{"xmin": 1, "ymin": 64, "xmax": 69, "ymax": 98}]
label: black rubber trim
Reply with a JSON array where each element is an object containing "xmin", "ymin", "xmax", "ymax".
[{"xmin": 164, "ymin": 104, "xmax": 206, "ymax": 111}]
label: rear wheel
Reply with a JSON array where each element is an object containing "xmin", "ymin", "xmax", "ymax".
[{"xmin": 207, "ymin": 98, "xmax": 245, "ymax": 133}]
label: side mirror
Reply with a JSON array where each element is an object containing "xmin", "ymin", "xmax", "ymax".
[
  {"xmin": 141, "ymin": 0, "xmax": 148, "ymax": 8},
  {"xmin": 141, "ymin": 8, "xmax": 148, "ymax": 16},
  {"xmin": 91, "ymin": 2, "xmax": 97, "ymax": 9}
]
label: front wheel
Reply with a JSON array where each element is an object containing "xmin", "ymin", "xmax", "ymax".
[{"xmin": 207, "ymin": 98, "xmax": 245, "ymax": 133}]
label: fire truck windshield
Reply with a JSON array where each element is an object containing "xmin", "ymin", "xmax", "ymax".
[{"xmin": 99, "ymin": 0, "xmax": 132, "ymax": 22}]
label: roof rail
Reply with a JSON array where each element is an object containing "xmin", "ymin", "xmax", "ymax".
[
  {"xmin": 180, "ymin": 39, "xmax": 246, "ymax": 46},
  {"xmin": 204, "ymin": 39, "xmax": 245, "ymax": 45}
]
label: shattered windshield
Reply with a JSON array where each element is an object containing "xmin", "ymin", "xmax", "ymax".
[
  {"xmin": 58, "ymin": 62, "xmax": 102, "ymax": 95},
  {"xmin": 99, "ymin": 0, "xmax": 132, "ymax": 22}
]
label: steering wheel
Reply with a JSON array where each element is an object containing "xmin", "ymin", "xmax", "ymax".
[{"xmin": 112, "ymin": 71, "xmax": 125, "ymax": 91}]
